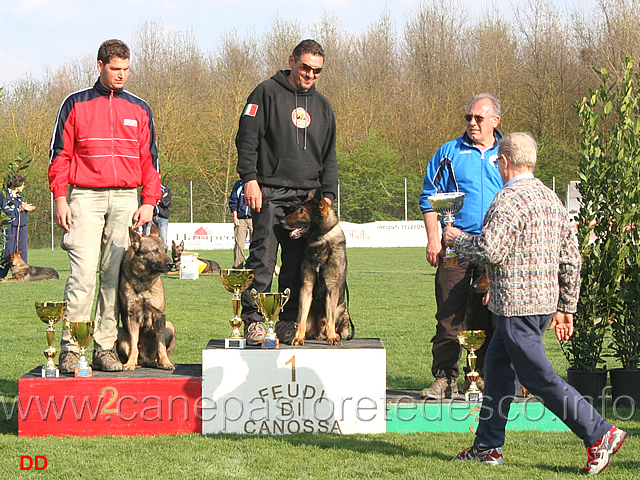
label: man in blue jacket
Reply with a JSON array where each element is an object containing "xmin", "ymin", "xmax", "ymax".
[
  {"xmin": 236, "ymin": 39, "xmax": 338, "ymax": 346},
  {"xmin": 419, "ymin": 93, "xmax": 504, "ymax": 399}
]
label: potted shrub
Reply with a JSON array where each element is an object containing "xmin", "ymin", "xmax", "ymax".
[
  {"xmin": 576, "ymin": 55, "xmax": 640, "ymax": 409},
  {"xmin": 608, "ymin": 250, "xmax": 640, "ymax": 408},
  {"xmin": 559, "ymin": 242, "xmax": 608, "ymax": 406}
]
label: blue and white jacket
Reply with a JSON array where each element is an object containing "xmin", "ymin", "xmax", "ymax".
[
  {"xmin": 419, "ymin": 132, "xmax": 503, "ymax": 235},
  {"xmin": 229, "ymin": 179, "xmax": 251, "ymax": 219}
]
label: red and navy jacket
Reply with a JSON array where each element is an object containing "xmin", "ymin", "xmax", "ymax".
[{"xmin": 49, "ymin": 80, "xmax": 161, "ymax": 206}]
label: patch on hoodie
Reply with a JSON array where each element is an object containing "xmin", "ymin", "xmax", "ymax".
[
  {"xmin": 124, "ymin": 119, "xmax": 138, "ymax": 127},
  {"xmin": 243, "ymin": 104, "xmax": 259, "ymax": 117},
  {"xmin": 292, "ymin": 107, "xmax": 311, "ymax": 129}
]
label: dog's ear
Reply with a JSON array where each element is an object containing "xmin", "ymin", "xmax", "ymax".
[
  {"xmin": 310, "ymin": 187, "xmax": 324, "ymax": 205},
  {"xmin": 128, "ymin": 227, "xmax": 142, "ymax": 249},
  {"xmin": 312, "ymin": 187, "xmax": 330, "ymax": 211},
  {"xmin": 179, "ymin": 240, "xmax": 184, "ymax": 248},
  {"xmin": 149, "ymin": 223, "xmax": 161, "ymax": 237},
  {"xmin": 172, "ymin": 240, "xmax": 176, "ymax": 248}
]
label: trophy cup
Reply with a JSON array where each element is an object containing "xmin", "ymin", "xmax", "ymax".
[
  {"xmin": 457, "ymin": 329, "xmax": 486, "ymax": 402},
  {"xmin": 64, "ymin": 319, "xmax": 97, "ymax": 377},
  {"xmin": 251, "ymin": 288, "xmax": 290, "ymax": 349},
  {"xmin": 428, "ymin": 192, "xmax": 466, "ymax": 268},
  {"xmin": 35, "ymin": 301, "xmax": 68, "ymax": 378},
  {"xmin": 220, "ymin": 268, "xmax": 255, "ymax": 349}
]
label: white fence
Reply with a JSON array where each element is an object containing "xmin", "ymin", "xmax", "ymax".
[{"xmin": 167, "ymin": 220, "xmax": 427, "ymax": 250}]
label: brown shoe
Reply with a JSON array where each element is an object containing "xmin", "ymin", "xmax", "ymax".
[
  {"xmin": 421, "ymin": 376, "xmax": 457, "ymax": 399},
  {"xmin": 92, "ymin": 348, "xmax": 123, "ymax": 372},
  {"xmin": 59, "ymin": 351, "xmax": 80, "ymax": 375}
]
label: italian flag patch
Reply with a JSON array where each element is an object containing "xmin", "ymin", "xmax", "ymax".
[{"xmin": 243, "ymin": 103, "xmax": 259, "ymax": 116}]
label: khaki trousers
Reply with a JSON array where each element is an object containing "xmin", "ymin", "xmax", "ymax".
[
  {"xmin": 233, "ymin": 217, "xmax": 253, "ymax": 268},
  {"xmin": 60, "ymin": 187, "xmax": 138, "ymax": 353}
]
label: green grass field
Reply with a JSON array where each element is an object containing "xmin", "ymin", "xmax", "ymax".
[{"xmin": 0, "ymin": 247, "xmax": 637, "ymax": 479}]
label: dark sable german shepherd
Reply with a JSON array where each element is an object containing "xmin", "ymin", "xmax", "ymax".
[
  {"xmin": 170, "ymin": 240, "xmax": 221, "ymax": 274},
  {"xmin": 117, "ymin": 225, "xmax": 176, "ymax": 371},
  {"xmin": 282, "ymin": 188, "xmax": 351, "ymax": 346},
  {"xmin": 5, "ymin": 251, "xmax": 59, "ymax": 281}
]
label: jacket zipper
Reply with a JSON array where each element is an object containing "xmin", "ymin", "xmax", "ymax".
[{"xmin": 110, "ymin": 90, "xmax": 118, "ymax": 184}]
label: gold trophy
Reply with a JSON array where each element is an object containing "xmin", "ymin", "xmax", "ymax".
[
  {"xmin": 428, "ymin": 192, "xmax": 466, "ymax": 268},
  {"xmin": 220, "ymin": 268, "xmax": 255, "ymax": 349},
  {"xmin": 35, "ymin": 301, "xmax": 68, "ymax": 378},
  {"xmin": 64, "ymin": 319, "xmax": 97, "ymax": 377},
  {"xmin": 457, "ymin": 329, "xmax": 486, "ymax": 402},
  {"xmin": 251, "ymin": 288, "xmax": 290, "ymax": 349}
]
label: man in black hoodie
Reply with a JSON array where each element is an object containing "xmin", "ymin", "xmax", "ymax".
[{"xmin": 236, "ymin": 39, "xmax": 338, "ymax": 345}]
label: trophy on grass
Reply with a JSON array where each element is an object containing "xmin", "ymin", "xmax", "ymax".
[
  {"xmin": 457, "ymin": 329, "xmax": 486, "ymax": 402},
  {"xmin": 220, "ymin": 268, "xmax": 255, "ymax": 349},
  {"xmin": 251, "ymin": 288, "xmax": 290, "ymax": 349},
  {"xmin": 64, "ymin": 319, "xmax": 97, "ymax": 377},
  {"xmin": 428, "ymin": 192, "xmax": 466, "ymax": 268},
  {"xmin": 35, "ymin": 301, "xmax": 68, "ymax": 378}
]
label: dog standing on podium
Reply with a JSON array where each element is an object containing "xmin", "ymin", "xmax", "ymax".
[
  {"xmin": 283, "ymin": 187, "xmax": 353, "ymax": 345},
  {"xmin": 117, "ymin": 225, "xmax": 176, "ymax": 370}
]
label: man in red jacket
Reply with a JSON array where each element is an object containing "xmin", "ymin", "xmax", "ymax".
[{"xmin": 49, "ymin": 39, "xmax": 161, "ymax": 373}]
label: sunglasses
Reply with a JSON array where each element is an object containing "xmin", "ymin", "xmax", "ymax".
[
  {"xmin": 298, "ymin": 61, "xmax": 323, "ymax": 75},
  {"xmin": 464, "ymin": 114, "xmax": 486, "ymax": 124}
]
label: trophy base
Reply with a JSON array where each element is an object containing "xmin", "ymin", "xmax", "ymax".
[
  {"xmin": 465, "ymin": 390, "xmax": 482, "ymax": 403},
  {"xmin": 41, "ymin": 367, "xmax": 59, "ymax": 378},
  {"xmin": 75, "ymin": 365, "xmax": 93, "ymax": 378},
  {"xmin": 262, "ymin": 338, "xmax": 279, "ymax": 349},
  {"xmin": 225, "ymin": 337, "xmax": 246, "ymax": 349}
]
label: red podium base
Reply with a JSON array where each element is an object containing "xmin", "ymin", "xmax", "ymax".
[{"xmin": 18, "ymin": 364, "xmax": 202, "ymax": 437}]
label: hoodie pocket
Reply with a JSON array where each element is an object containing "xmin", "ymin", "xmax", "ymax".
[{"xmin": 269, "ymin": 156, "xmax": 320, "ymax": 187}]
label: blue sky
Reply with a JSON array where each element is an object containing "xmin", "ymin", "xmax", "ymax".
[{"xmin": 0, "ymin": 0, "xmax": 595, "ymax": 85}]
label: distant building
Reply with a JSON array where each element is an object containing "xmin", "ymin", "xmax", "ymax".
[{"xmin": 566, "ymin": 181, "xmax": 581, "ymax": 220}]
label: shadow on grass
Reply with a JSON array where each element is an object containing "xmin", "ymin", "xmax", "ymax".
[
  {"xmin": 276, "ymin": 432, "xmax": 430, "ymax": 458},
  {"xmin": 0, "ymin": 378, "xmax": 18, "ymax": 397}
]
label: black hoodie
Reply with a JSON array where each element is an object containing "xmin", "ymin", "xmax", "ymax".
[{"xmin": 236, "ymin": 70, "xmax": 338, "ymax": 200}]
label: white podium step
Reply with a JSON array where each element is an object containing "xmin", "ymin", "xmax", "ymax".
[{"xmin": 202, "ymin": 338, "xmax": 386, "ymax": 434}]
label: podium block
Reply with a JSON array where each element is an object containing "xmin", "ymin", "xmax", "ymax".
[
  {"xmin": 18, "ymin": 365, "xmax": 202, "ymax": 437},
  {"xmin": 201, "ymin": 338, "xmax": 386, "ymax": 435}
]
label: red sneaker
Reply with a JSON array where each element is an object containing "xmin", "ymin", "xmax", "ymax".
[
  {"xmin": 582, "ymin": 426, "xmax": 627, "ymax": 475},
  {"xmin": 456, "ymin": 446, "xmax": 504, "ymax": 465}
]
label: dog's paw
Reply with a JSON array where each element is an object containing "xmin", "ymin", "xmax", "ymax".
[
  {"xmin": 327, "ymin": 336, "xmax": 342, "ymax": 346},
  {"xmin": 292, "ymin": 336, "xmax": 305, "ymax": 346},
  {"xmin": 122, "ymin": 363, "xmax": 137, "ymax": 372},
  {"xmin": 159, "ymin": 361, "xmax": 176, "ymax": 371}
]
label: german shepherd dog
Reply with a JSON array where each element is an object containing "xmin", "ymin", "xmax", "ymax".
[
  {"xmin": 170, "ymin": 240, "xmax": 221, "ymax": 274},
  {"xmin": 117, "ymin": 225, "xmax": 176, "ymax": 371},
  {"xmin": 282, "ymin": 188, "xmax": 351, "ymax": 345},
  {"xmin": 4, "ymin": 251, "xmax": 59, "ymax": 281}
]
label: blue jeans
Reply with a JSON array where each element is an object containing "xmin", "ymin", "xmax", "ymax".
[
  {"xmin": 0, "ymin": 225, "xmax": 28, "ymax": 278},
  {"xmin": 474, "ymin": 314, "xmax": 611, "ymax": 449},
  {"xmin": 144, "ymin": 215, "xmax": 168, "ymax": 246}
]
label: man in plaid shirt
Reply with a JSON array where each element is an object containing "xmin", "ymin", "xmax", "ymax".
[{"xmin": 445, "ymin": 132, "xmax": 626, "ymax": 475}]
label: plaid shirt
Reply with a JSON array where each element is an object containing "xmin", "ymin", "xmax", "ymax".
[{"xmin": 454, "ymin": 177, "xmax": 581, "ymax": 316}]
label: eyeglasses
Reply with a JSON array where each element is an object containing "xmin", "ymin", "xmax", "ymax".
[
  {"xmin": 298, "ymin": 61, "xmax": 323, "ymax": 75},
  {"xmin": 464, "ymin": 114, "xmax": 486, "ymax": 124}
]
